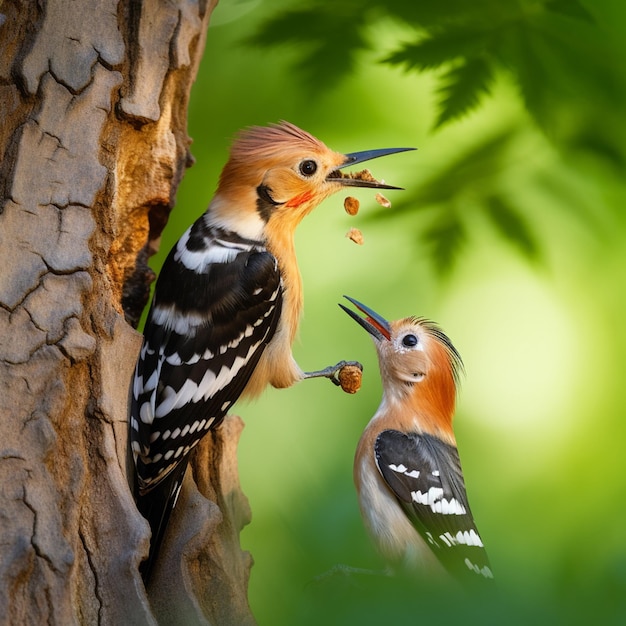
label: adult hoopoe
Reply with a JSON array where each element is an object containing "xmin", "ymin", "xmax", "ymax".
[{"xmin": 130, "ymin": 122, "xmax": 413, "ymax": 578}]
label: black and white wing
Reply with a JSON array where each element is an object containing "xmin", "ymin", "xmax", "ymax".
[
  {"xmin": 375, "ymin": 429, "xmax": 494, "ymax": 584},
  {"xmin": 130, "ymin": 220, "xmax": 282, "ymax": 577}
]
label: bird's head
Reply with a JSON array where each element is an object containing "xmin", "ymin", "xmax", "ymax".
[
  {"xmin": 340, "ymin": 296, "xmax": 463, "ymax": 427},
  {"xmin": 212, "ymin": 121, "xmax": 414, "ymax": 239}
]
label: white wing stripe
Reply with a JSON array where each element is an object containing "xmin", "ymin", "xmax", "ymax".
[
  {"xmin": 133, "ymin": 374, "xmax": 142, "ymax": 400},
  {"xmin": 176, "ymin": 241, "xmax": 239, "ymax": 271},
  {"xmin": 153, "ymin": 340, "xmax": 263, "ymax": 418},
  {"xmin": 143, "ymin": 368, "xmax": 159, "ymax": 393},
  {"xmin": 151, "ymin": 305, "xmax": 207, "ymax": 335},
  {"xmin": 411, "ymin": 487, "xmax": 467, "ymax": 515},
  {"xmin": 139, "ymin": 401, "xmax": 153, "ymax": 425},
  {"xmin": 439, "ymin": 529, "xmax": 483, "ymax": 548},
  {"xmin": 173, "ymin": 228, "xmax": 259, "ymax": 273}
]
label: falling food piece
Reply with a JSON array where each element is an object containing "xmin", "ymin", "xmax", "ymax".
[
  {"xmin": 346, "ymin": 228, "xmax": 364, "ymax": 245},
  {"xmin": 338, "ymin": 364, "xmax": 363, "ymax": 394},
  {"xmin": 375, "ymin": 193, "xmax": 391, "ymax": 208},
  {"xmin": 344, "ymin": 196, "xmax": 360, "ymax": 216}
]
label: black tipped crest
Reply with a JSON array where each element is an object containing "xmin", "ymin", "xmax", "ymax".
[{"xmin": 412, "ymin": 317, "xmax": 464, "ymax": 387}]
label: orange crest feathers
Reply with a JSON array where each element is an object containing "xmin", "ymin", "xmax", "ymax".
[
  {"xmin": 232, "ymin": 121, "xmax": 328, "ymax": 159},
  {"xmin": 218, "ymin": 121, "xmax": 331, "ymax": 193},
  {"xmin": 412, "ymin": 317, "xmax": 464, "ymax": 389},
  {"xmin": 414, "ymin": 318, "xmax": 463, "ymax": 434}
]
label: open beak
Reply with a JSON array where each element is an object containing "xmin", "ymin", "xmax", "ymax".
[
  {"xmin": 339, "ymin": 296, "xmax": 391, "ymax": 341},
  {"xmin": 327, "ymin": 147, "xmax": 416, "ymax": 190}
]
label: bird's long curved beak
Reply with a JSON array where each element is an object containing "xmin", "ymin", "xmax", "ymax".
[
  {"xmin": 339, "ymin": 296, "xmax": 391, "ymax": 341},
  {"xmin": 327, "ymin": 147, "xmax": 416, "ymax": 190}
]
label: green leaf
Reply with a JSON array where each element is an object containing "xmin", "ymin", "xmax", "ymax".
[
  {"xmin": 544, "ymin": 0, "xmax": 595, "ymax": 24},
  {"xmin": 485, "ymin": 195, "xmax": 539, "ymax": 260},
  {"xmin": 572, "ymin": 132, "xmax": 626, "ymax": 171},
  {"xmin": 369, "ymin": 127, "xmax": 515, "ymax": 218},
  {"xmin": 247, "ymin": 8, "xmax": 320, "ymax": 47},
  {"xmin": 496, "ymin": 24, "xmax": 555, "ymax": 130},
  {"xmin": 435, "ymin": 57, "xmax": 495, "ymax": 128},
  {"xmin": 246, "ymin": 7, "xmax": 367, "ymax": 89},
  {"xmin": 384, "ymin": 27, "xmax": 489, "ymax": 71},
  {"xmin": 384, "ymin": 0, "xmax": 511, "ymax": 29},
  {"xmin": 416, "ymin": 128, "xmax": 514, "ymax": 205},
  {"xmin": 496, "ymin": 14, "xmax": 616, "ymax": 134},
  {"xmin": 424, "ymin": 215, "xmax": 465, "ymax": 275}
]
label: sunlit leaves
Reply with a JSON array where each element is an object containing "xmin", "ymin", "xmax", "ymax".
[
  {"xmin": 383, "ymin": 27, "xmax": 496, "ymax": 126},
  {"xmin": 384, "ymin": 27, "xmax": 488, "ymax": 70},
  {"xmin": 370, "ymin": 129, "xmax": 531, "ymax": 275},
  {"xmin": 382, "ymin": 0, "xmax": 604, "ymax": 130},
  {"xmin": 245, "ymin": 7, "xmax": 368, "ymax": 90},
  {"xmin": 380, "ymin": 129, "xmax": 516, "ymax": 215},
  {"xmin": 545, "ymin": 0, "xmax": 595, "ymax": 23},
  {"xmin": 425, "ymin": 215, "xmax": 465, "ymax": 275},
  {"xmin": 248, "ymin": 0, "xmax": 624, "ymax": 276},
  {"xmin": 383, "ymin": 0, "xmax": 500, "ymax": 28},
  {"xmin": 251, "ymin": 0, "xmax": 610, "ymax": 130},
  {"xmin": 422, "ymin": 195, "xmax": 540, "ymax": 276},
  {"xmin": 435, "ymin": 57, "xmax": 495, "ymax": 128},
  {"xmin": 485, "ymin": 196, "xmax": 539, "ymax": 261}
]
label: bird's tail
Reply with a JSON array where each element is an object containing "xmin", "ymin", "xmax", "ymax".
[{"xmin": 135, "ymin": 459, "xmax": 189, "ymax": 583}]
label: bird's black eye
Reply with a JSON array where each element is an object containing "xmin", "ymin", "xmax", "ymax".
[
  {"xmin": 299, "ymin": 159, "xmax": 318, "ymax": 177},
  {"xmin": 402, "ymin": 334, "xmax": 418, "ymax": 347}
]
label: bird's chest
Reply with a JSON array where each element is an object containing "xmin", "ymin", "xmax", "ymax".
[
  {"xmin": 242, "ymin": 247, "xmax": 303, "ymax": 394},
  {"xmin": 355, "ymin": 453, "xmax": 417, "ymax": 556},
  {"xmin": 272, "ymin": 248, "xmax": 303, "ymax": 343}
]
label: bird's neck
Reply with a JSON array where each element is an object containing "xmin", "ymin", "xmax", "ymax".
[
  {"xmin": 207, "ymin": 190, "xmax": 310, "ymax": 343},
  {"xmin": 206, "ymin": 192, "xmax": 266, "ymax": 241},
  {"xmin": 380, "ymin": 373, "xmax": 457, "ymax": 444},
  {"xmin": 264, "ymin": 217, "xmax": 303, "ymax": 344}
]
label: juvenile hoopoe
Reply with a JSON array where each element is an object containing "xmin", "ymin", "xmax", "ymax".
[
  {"xmin": 340, "ymin": 296, "xmax": 493, "ymax": 585},
  {"xmin": 130, "ymin": 122, "xmax": 413, "ymax": 578}
]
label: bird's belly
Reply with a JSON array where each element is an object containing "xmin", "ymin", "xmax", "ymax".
[{"xmin": 356, "ymin": 457, "xmax": 444, "ymax": 573}]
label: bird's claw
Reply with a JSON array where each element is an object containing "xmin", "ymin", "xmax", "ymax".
[
  {"xmin": 304, "ymin": 360, "xmax": 361, "ymax": 381},
  {"xmin": 304, "ymin": 361, "xmax": 363, "ymax": 393}
]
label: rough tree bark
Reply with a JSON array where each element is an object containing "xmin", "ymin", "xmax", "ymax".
[{"xmin": 0, "ymin": 1, "xmax": 255, "ymax": 624}]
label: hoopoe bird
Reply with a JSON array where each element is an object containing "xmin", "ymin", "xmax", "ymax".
[
  {"xmin": 130, "ymin": 122, "xmax": 413, "ymax": 578},
  {"xmin": 340, "ymin": 296, "xmax": 493, "ymax": 585}
]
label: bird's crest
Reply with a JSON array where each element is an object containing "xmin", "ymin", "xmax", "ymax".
[
  {"xmin": 217, "ymin": 121, "xmax": 334, "ymax": 197},
  {"xmin": 388, "ymin": 317, "xmax": 463, "ymax": 436},
  {"xmin": 230, "ymin": 121, "xmax": 329, "ymax": 162},
  {"xmin": 409, "ymin": 317, "xmax": 464, "ymax": 389}
]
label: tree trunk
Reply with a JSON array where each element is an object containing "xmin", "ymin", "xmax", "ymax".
[{"xmin": 0, "ymin": 1, "xmax": 255, "ymax": 624}]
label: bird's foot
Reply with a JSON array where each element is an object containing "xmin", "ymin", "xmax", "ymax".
[{"xmin": 304, "ymin": 361, "xmax": 363, "ymax": 393}]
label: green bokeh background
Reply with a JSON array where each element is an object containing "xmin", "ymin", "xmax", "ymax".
[{"xmin": 148, "ymin": 1, "xmax": 626, "ymax": 623}]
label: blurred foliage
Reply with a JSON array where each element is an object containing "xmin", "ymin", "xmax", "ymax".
[
  {"xmin": 251, "ymin": 0, "xmax": 612, "ymax": 134},
  {"xmin": 250, "ymin": 0, "xmax": 626, "ymax": 273},
  {"xmin": 148, "ymin": 0, "xmax": 626, "ymax": 624}
]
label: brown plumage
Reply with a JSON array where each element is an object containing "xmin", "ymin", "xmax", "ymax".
[
  {"xmin": 130, "ymin": 124, "xmax": 414, "ymax": 579},
  {"xmin": 210, "ymin": 121, "xmax": 412, "ymax": 397},
  {"xmin": 367, "ymin": 316, "xmax": 462, "ymax": 443}
]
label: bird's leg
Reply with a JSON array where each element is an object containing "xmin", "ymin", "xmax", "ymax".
[
  {"xmin": 307, "ymin": 564, "xmax": 393, "ymax": 588},
  {"xmin": 303, "ymin": 360, "xmax": 363, "ymax": 386}
]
